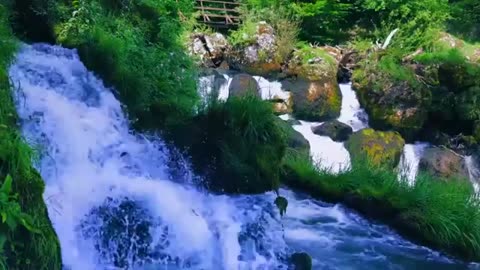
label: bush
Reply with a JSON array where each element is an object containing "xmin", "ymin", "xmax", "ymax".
[
  {"xmin": 54, "ymin": 0, "xmax": 200, "ymax": 131},
  {"xmin": 282, "ymin": 152, "xmax": 480, "ymax": 261},
  {"xmin": 229, "ymin": 4, "xmax": 300, "ymax": 64},
  {"xmin": 183, "ymin": 95, "xmax": 287, "ymax": 194}
]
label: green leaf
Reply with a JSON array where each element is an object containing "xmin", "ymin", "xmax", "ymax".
[{"xmin": 0, "ymin": 175, "xmax": 13, "ymax": 195}]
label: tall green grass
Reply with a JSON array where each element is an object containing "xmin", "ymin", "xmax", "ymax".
[
  {"xmin": 282, "ymin": 151, "xmax": 480, "ymax": 261},
  {"xmin": 54, "ymin": 0, "xmax": 200, "ymax": 132},
  {"xmin": 0, "ymin": 4, "xmax": 61, "ymax": 269},
  {"xmin": 179, "ymin": 95, "xmax": 287, "ymax": 194}
]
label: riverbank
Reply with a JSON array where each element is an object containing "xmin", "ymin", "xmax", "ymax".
[
  {"xmin": 282, "ymin": 152, "xmax": 480, "ymax": 261},
  {"xmin": 0, "ymin": 4, "xmax": 61, "ymax": 269}
]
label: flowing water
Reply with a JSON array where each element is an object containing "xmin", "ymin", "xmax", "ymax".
[{"xmin": 10, "ymin": 44, "xmax": 478, "ymax": 269}]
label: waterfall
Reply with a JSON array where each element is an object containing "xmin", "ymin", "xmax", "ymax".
[{"xmin": 10, "ymin": 44, "xmax": 465, "ymax": 269}]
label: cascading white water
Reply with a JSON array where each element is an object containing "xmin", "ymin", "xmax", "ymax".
[
  {"xmin": 11, "ymin": 44, "xmax": 469, "ymax": 270},
  {"xmin": 398, "ymin": 143, "xmax": 430, "ymax": 184}
]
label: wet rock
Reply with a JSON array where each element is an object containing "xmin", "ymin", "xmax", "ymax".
[
  {"xmin": 228, "ymin": 73, "xmax": 260, "ymax": 97},
  {"xmin": 419, "ymin": 147, "xmax": 469, "ymax": 180},
  {"xmin": 283, "ymin": 47, "xmax": 341, "ymax": 122},
  {"xmin": 283, "ymin": 78, "xmax": 341, "ymax": 122},
  {"xmin": 346, "ymin": 128, "xmax": 405, "ymax": 168},
  {"xmin": 353, "ymin": 67, "xmax": 430, "ymax": 140},
  {"xmin": 311, "ymin": 120, "xmax": 353, "ymax": 142},
  {"xmin": 290, "ymin": 252, "xmax": 312, "ymax": 270}
]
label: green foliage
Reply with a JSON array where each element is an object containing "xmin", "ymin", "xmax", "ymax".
[
  {"xmin": 282, "ymin": 152, "xmax": 480, "ymax": 261},
  {"xmin": 448, "ymin": 0, "xmax": 480, "ymax": 41},
  {"xmin": 229, "ymin": 4, "xmax": 299, "ymax": 63},
  {"xmin": 359, "ymin": 0, "xmax": 450, "ymax": 52},
  {"xmin": 0, "ymin": 5, "xmax": 61, "ymax": 269},
  {"xmin": 55, "ymin": 0, "xmax": 200, "ymax": 131},
  {"xmin": 184, "ymin": 95, "xmax": 287, "ymax": 194}
]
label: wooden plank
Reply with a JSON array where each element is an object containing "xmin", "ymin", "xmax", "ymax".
[
  {"xmin": 199, "ymin": 13, "xmax": 240, "ymax": 19},
  {"xmin": 196, "ymin": 0, "xmax": 241, "ymax": 6},
  {"xmin": 195, "ymin": 6, "xmax": 239, "ymax": 12}
]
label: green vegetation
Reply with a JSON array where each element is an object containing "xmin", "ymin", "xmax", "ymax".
[
  {"xmin": 179, "ymin": 95, "xmax": 286, "ymax": 194},
  {"xmin": 282, "ymin": 152, "xmax": 480, "ymax": 261},
  {"xmin": 52, "ymin": 0, "xmax": 200, "ymax": 131},
  {"xmin": 0, "ymin": 4, "xmax": 61, "ymax": 269}
]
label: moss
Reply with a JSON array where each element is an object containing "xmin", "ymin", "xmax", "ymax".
[
  {"xmin": 0, "ymin": 4, "xmax": 61, "ymax": 269},
  {"xmin": 346, "ymin": 129, "xmax": 405, "ymax": 168}
]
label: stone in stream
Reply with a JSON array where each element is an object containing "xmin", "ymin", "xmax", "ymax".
[
  {"xmin": 311, "ymin": 120, "xmax": 353, "ymax": 142},
  {"xmin": 419, "ymin": 147, "xmax": 470, "ymax": 180},
  {"xmin": 228, "ymin": 73, "xmax": 260, "ymax": 98},
  {"xmin": 283, "ymin": 47, "xmax": 342, "ymax": 122},
  {"xmin": 345, "ymin": 128, "xmax": 405, "ymax": 168},
  {"xmin": 290, "ymin": 252, "xmax": 312, "ymax": 270}
]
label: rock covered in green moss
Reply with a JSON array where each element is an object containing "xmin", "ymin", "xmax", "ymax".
[
  {"xmin": 352, "ymin": 59, "xmax": 430, "ymax": 140},
  {"xmin": 419, "ymin": 147, "xmax": 469, "ymax": 180},
  {"xmin": 283, "ymin": 47, "xmax": 342, "ymax": 121},
  {"xmin": 311, "ymin": 120, "xmax": 353, "ymax": 142},
  {"xmin": 227, "ymin": 21, "xmax": 282, "ymax": 76},
  {"xmin": 346, "ymin": 129, "xmax": 405, "ymax": 168}
]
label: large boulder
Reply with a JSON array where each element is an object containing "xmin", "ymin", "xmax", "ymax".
[
  {"xmin": 227, "ymin": 22, "xmax": 282, "ymax": 76},
  {"xmin": 419, "ymin": 147, "xmax": 469, "ymax": 180},
  {"xmin": 229, "ymin": 74, "xmax": 260, "ymax": 98},
  {"xmin": 283, "ymin": 47, "xmax": 341, "ymax": 121},
  {"xmin": 189, "ymin": 32, "xmax": 230, "ymax": 68},
  {"xmin": 311, "ymin": 120, "xmax": 353, "ymax": 142},
  {"xmin": 352, "ymin": 61, "xmax": 430, "ymax": 140},
  {"xmin": 346, "ymin": 129, "xmax": 405, "ymax": 168}
]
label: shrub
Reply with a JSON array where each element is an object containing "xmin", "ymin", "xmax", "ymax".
[
  {"xmin": 184, "ymin": 95, "xmax": 287, "ymax": 194},
  {"xmin": 55, "ymin": 0, "xmax": 200, "ymax": 131}
]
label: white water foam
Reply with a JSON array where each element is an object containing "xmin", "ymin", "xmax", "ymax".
[
  {"xmin": 398, "ymin": 143, "xmax": 429, "ymax": 185},
  {"xmin": 11, "ymin": 44, "xmax": 287, "ymax": 270}
]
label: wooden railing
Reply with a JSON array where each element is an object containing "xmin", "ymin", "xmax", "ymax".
[{"xmin": 195, "ymin": 0, "xmax": 241, "ymax": 28}]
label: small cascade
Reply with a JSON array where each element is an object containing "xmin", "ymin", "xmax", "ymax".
[
  {"xmin": 466, "ymin": 155, "xmax": 480, "ymax": 192},
  {"xmin": 398, "ymin": 143, "xmax": 430, "ymax": 184}
]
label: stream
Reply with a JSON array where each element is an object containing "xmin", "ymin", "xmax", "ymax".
[{"xmin": 10, "ymin": 43, "xmax": 479, "ymax": 269}]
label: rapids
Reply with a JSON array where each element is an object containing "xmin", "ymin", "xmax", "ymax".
[{"xmin": 10, "ymin": 44, "xmax": 476, "ymax": 269}]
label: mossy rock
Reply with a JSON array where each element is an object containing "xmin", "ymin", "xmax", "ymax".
[
  {"xmin": 311, "ymin": 120, "xmax": 353, "ymax": 142},
  {"xmin": 474, "ymin": 121, "xmax": 480, "ymax": 142},
  {"xmin": 284, "ymin": 78, "xmax": 342, "ymax": 122},
  {"xmin": 346, "ymin": 129, "xmax": 405, "ymax": 168},
  {"xmin": 287, "ymin": 47, "xmax": 338, "ymax": 81},
  {"xmin": 352, "ymin": 60, "xmax": 430, "ymax": 140}
]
